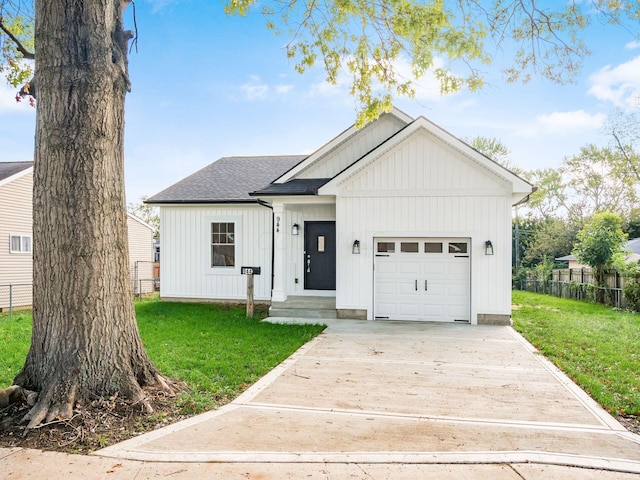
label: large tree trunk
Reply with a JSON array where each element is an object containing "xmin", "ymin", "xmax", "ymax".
[{"xmin": 14, "ymin": 0, "xmax": 172, "ymax": 429}]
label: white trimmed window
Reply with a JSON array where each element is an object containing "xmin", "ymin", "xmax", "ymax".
[
  {"xmin": 211, "ymin": 222, "xmax": 235, "ymax": 267},
  {"xmin": 10, "ymin": 235, "xmax": 32, "ymax": 254}
]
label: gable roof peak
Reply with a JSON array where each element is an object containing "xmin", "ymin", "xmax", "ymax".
[{"xmin": 0, "ymin": 161, "xmax": 34, "ymax": 186}]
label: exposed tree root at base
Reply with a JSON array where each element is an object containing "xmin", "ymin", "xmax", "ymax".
[{"xmin": 0, "ymin": 384, "xmax": 192, "ymax": 453}]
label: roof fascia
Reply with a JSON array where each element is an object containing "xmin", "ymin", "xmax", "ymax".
[
  {"xmin": 0, "ymin": 165, "xmax": 33, "ymax": 188},
  {"xmin": 319, "ymin": 117, "xmax": 534, "ymax": 199},
  {"xmin": 126, "ymin": 212, "xmax": 155, "ymax": 231},
  {"xmin": 145, "ymin": 199, "xmax": 261, "ymax": 206},
  {"xmin": 274, "ymin": 107, "xmax": 414, "ymax": 184},
  {"xmin": 256, "ymin": 195, "xmax": 336, "ymax": 206}
]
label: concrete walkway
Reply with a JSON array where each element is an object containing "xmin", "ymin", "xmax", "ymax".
[{"xmin": 3, "ymin": 320, "xmax": 640, "ymax": 478}]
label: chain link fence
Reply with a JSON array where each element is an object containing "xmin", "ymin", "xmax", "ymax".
[
  {"xmin": 1, "ymin": 262, "xmax": 160, "ymax": 315},
  {"xmin": 131, "ymin": 260, "xmax": 159, "ymax": 298},
  {"xmin": 0, "ymin": 283, "xmax": 33, "ymax": 319},
  {"xmin": 516, "ymin": 268, "xmax": 630, "ymax": 309}
]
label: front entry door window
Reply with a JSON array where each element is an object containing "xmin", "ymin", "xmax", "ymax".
[{"xmin": 304, "ymin": 221, "xmax": 336, "ymax": 290}]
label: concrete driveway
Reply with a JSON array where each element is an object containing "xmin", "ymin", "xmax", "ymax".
[{"xmin": 86, "ymin": 319, "xmax": 640, "ymax": 478}]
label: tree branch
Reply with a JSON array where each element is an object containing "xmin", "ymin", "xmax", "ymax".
[
  {"xmin": 0, "ymin": 16, "xmax": 35, "ymax": 60},
  {"xmin": 612, "ymin": 131, "xmax": 640, "ymax": 183}
]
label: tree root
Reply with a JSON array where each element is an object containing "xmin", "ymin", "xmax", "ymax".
[{"xmin": 0, "ymin": 385, "xmax": 37, "ymax": 408}]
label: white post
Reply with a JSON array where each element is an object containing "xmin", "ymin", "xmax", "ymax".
[
  {"xmin": 271, "ymin": 202, "xmax": 287, "ymax": 302},
  {"xmin": 246, "ymin": 274, "xmax": 254, "ymax": 317}
]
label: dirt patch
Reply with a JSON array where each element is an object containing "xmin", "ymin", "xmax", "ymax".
[
  {"xmin": 0, "ymin": 390, "xmax": 191, "ymax": 454},
  {"xmin": 617, "ymin": 414, "xmax": 640, "ymax": 436}
]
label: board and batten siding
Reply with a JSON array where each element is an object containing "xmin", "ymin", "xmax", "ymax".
[
  {"xmin": 0, "ymin": 171, "xmax": 33, "ymax": 308},
  {"xmin": 332, "ymin": 129, "xmax": 514, "ymax": 322},
  {"xmin": 160, "ymin": 204, "xmax": 273, "ymax": 301},
  {"xmin": 296, "ymin": 114, "xmax": 408, "ymax": 180}
]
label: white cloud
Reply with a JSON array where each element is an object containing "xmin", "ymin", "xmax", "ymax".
[
  {"xmin": 237, "ymin": 76, "xmax": 294, "ymax": 101},
  {"xmin": 515, "ymin": 110, "xmax": 606, "ymax": 137},
  {"xmin": 306, "ymin": 55, "xmax": 458, "ymax": 104},
  {"xmin": 275, "ymin": 84, "xmax": 294, "ymax": 95},
  {"xmin": 587, "ymin": 55, "xmax": 640, "ymax": 106},
  {"xmin": 142, "ymin": 0, "xmax": 179, "ymax": 14},
  {"xmin": 625, "ymin": 41, "xmax": 640, "ymax": 50}
]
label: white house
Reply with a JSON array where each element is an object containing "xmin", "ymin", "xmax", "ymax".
[
  {"xmin": 0, "ymin": 162, "xmax": 33, "ymax": 310},
  {"xmin": 147, "ymin": 109, "xmax": 533, "ymax": 324},
  {"xmin": 127, "ymin": 213, "xmax": 157, "ymax": 295},
  {"xmin": 0, "ymin": 159, "xmax": 156, "ymax": 308}
]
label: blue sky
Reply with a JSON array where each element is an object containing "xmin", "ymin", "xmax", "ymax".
[{"xmin": 1, "ymin": 1, "xmax": 639, "ymax": 204}]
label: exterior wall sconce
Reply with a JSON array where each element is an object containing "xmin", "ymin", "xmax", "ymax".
[
  {"xmin": 352, "ymin": 240, "xmax": 360, "ymax": 254},
  {"xmin": 291, "ymin": 223, "xmax": 299, "ymax": 236},
  {"xmin": 485, "ymin": 240, "xmax": 494, "ymax": 255}
]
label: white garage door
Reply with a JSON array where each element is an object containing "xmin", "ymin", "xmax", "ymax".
[{"xmin": 374, "ymin": 238, "xmax": 470, "ymax": 322}]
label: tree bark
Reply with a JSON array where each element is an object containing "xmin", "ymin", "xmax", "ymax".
[{"xmin": 13, "ymin": 0, "xmax": 173, "ymax": 429}]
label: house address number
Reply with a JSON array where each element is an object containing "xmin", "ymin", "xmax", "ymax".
[{"xmin": 241, "ymin": 266, "xmax": 261, "ymax": 275}]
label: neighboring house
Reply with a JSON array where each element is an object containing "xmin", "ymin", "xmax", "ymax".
[
  {"xmin": 0, "ymin": 162, "xmax": 34, "ymax": 310},
  {"xmin": 0, "ymin": 160, "xmax": 156, "ymax": 308},
  {"xmin": 556, "ymin": 237, "xmax": 640, "ymax": 269},
  {"xmin": 127, "ymin": 213, "xmax": 157, "ymax": 295},
  {"xmin": 147, "ymin": 108, "xmax": 533, "ymax": 325}
]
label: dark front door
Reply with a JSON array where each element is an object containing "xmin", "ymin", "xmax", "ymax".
[{"xmin": 304, "ymin": 221, "xmax": 336, "ymax": 290}]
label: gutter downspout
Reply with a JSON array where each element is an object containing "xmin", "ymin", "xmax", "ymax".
[{"xmin": 257, "ymin": 200, "xmax": 275, "ymax": 293}]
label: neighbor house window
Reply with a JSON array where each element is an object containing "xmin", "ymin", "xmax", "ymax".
[
  {"xmin": 10, "ymin": 235, "xmax": 32, "ymax": 254},
  {"xmin": 211, "ymin": 222, "xmax": 235, "ymax": 267}
]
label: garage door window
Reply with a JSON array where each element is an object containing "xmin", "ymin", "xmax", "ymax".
[
  {"xmin": 424, "ymin": 242, "xmax": 443, "ymax": 253},
  {"xmin": 400, "ymin": 242, "xmax": 419, "ymax": 253},
  {"xmin": 448, "ymin": 242, "xmax": 468, "ymax": 254},
  {"xmin": 377, "ymin": 242, "xmax": 395, "ymax": 253}
]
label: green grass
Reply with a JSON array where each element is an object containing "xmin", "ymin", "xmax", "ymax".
[
  {"xmin": 512, "ymin": 290, "xmax": 640, "ymax": 416},
  {"xmin": 0, "ymin": 311, "xmax": 32, "ymax": 387},
  {"xmin": 0, "ymin": 301, "xmax": 325, "ymax": 413}
]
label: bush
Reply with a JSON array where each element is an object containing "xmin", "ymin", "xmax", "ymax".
[{"xmin": 623, "ymin": 277, "xmax": 640, "ymax": 312}]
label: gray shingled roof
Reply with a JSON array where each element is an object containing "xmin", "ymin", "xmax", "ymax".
[
  {"xmin": 251, "ymin": 178, "xmax": 331, "ymax": 196},
  {"xmin": 0, "ymin": 161, "xmax": 33, "ymax": 182},
  {"xmin": 146, "ymin": 156, "xmax": 306, "ymax": 204},
  {"xmin": 558, "ymin": 237, "xmax": 640, "ymax": 262}
]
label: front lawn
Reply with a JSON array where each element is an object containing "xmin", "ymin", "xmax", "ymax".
[
  {"xmin": 0, "ymin": 301, "xmax": 325, "ymax": 413},
  {"xmin": 512, "ymin": 290, "xmax": 640, "ymax": 416}
]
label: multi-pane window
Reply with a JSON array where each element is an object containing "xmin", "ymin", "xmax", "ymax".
[
  {"xmin": 9, "ymin": 235, "xmax": 32, "ymax": 253},
  {"xmin": 211, "ymin": 222, "xmax": 235, "ymax": 267}
]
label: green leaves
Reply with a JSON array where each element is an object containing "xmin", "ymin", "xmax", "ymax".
[
  {"xmin": 223, "ymin": 0, "xmax": 636, "ymax": 126},
  {"xmin": 0, "ymin": 14, "xmax": 34, "ymax": 87},
  {"xmin": 573, "ymin": 211, "xmax": 628, "ymax": 274}
]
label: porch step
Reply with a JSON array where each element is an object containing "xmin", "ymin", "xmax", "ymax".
[{"xmin": 269, "ymin": 296, "xmax": 337, "ymax": 319}]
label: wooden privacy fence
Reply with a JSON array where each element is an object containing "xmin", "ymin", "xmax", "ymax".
[{"xmin": 517, "ymin": 268, "xmax": 632, "ymax": 309}]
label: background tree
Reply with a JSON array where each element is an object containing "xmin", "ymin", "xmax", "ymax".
[
  {"xmin": 623, "ymin": 208, "xmax": 640, "ymax": 240},
  {"xmin": 1, "ymin": 0, "xmax": 639, "ymax": 428},
  {"xmin": 520, "ymin": 217, "xmax": 580, "ymax": 268},
  {"xmin": 522, "ymin": 168, "xmax": 568, "ymax": 220},
  {"xmin": 467, "ymin": 135, "xmax": 518, "ymax": 171},
  {"xmin": 573, "ymin": 212, "xmax": 628, "ymax": 303},
  {"xmin": 128, "ymin": 196, "xmax": 159, "ymax": 237},
  {"xmin": 606, "ymin": 101, "xmax": 640, "ymax": 182},
  {"xmin": 562, "ymin": 145, "xmax": 638, "ymax": 223}
]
